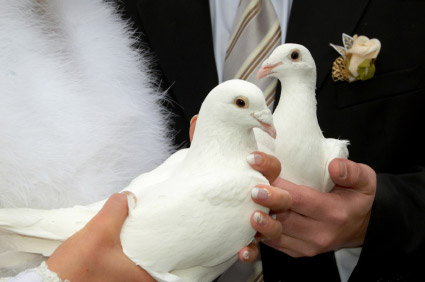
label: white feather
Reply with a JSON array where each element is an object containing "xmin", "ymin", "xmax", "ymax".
[
  {"xmin": 255, "ymin": 44, "xmax": 349, "ymax": 192},
  {"xmin": 0, "ymin": 80, "xmax": 275, "ymax": 282}
]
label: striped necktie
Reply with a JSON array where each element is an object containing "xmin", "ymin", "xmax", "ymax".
[{"xmin": 223, "ymin": 0, "xmax": 281, "ymax": 110}]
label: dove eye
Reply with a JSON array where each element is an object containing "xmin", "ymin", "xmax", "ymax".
[
  {"xmin": 234, "ymin": 96, "xmax": 249, "ymax": 108},
  {"xmin": 289, "ymin": 49, "xmax": 301, "ymax": 61}
]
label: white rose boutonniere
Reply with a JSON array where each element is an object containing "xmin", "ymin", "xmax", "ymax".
[{"xmin": 330, "ymin": 33, "xmax": 381, "ymax": 82}]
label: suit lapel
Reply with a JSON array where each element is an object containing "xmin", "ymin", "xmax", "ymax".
[
  {"xmin": 286, "ymin": 0, "xmax": 370, "ymax": 90},
  {"xmin": 136, "ymin": 0, "xmax": 218, "ymax": 120}
]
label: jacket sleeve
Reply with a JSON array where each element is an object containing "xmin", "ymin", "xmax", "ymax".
[{"xmin": 350, "ymin": 167, "xmax": 425, "ymax": 280}]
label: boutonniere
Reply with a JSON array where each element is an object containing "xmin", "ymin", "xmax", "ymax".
[{"xmin": 330, "ymin": 33, "xmax": 381, "ymax": 82}]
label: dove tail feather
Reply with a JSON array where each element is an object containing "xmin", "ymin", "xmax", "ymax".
[
  {"xmin": 141, "ymin": 269, "xmax": 183, "ymax": 282},
  {"xmin": 0, "ymin": 205, "xmax": 98, "ymax": 242},
  {"xmin": 0, "ymin": 231, "xmax": 60, "ymax": 257},
  {"xmin": 168, "ymin": 255, "xmax": 238, "ymax": 282}
]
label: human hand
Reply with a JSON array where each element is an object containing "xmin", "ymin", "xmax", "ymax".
[
  {"xmin": 249, "ymin": 158, "xmax": 376, "ymax": 258},
  {"xmin": 46, "ymin": 193, "xmax": 155, "ymax": 282}
]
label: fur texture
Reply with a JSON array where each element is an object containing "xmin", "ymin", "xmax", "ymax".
[{"xmin": 0, "ymin": 0, "xmax": 175, "ymax": 209}]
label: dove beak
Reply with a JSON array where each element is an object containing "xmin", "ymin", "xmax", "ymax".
[
  {"xmin": 251, "ymin": 111, "xmax": 276, "ymax": 139},
  {"xmin": 256, "ymin": 62, "xmax": 282, "ymax": 79}
]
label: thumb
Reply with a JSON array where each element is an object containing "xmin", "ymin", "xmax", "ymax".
[
  {"xmin": 89, "ymin": 192, "xmax": 134, "ymax": 240},
  {"xmin": 329, "ymin": 158, "xmax": 376, "ymax": 194}
]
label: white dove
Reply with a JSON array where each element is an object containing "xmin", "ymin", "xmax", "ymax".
[
  {"xmin": 0, "ymin": 79, "xmax": 276, "ymax": 282},
  {"xmin": 255, "ymin": 43, "xmax": 349, "ymax": 193}
]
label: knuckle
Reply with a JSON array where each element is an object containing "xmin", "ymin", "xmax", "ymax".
[
  {"xmin": 346, "ymin": 162, "xmax": 362, "ymax": 185},
  {"xmin": 327, "ymin": 209, "xmax": 349, "ymax": 225},
  {"xmin": 261, "ymin": 153, "xmax": 281, "ymax": 180},
  {"xmin": 347, "ymin": 162, "xmax": 377, "ymax": 188},
  {"xmin": 109, "ymin": 193, "xmax": 122, "ymax": 201},
  {"xmin": 273, "ymin": 190, "xmax": 292, "ymax": 212},
  {"xmin": 304, "ymin": 249, "xmax": 318, "ymax": 257},
  {"xmin": 270, "ymin": 156, "xmax": 282, "ymax": 176},
  {"xmin": 289, "ymin": 252, "xmax": 303, "ymax": 258},
  {"xmin": 110, "ymin": 193, "xmax": 127, "ymax": 205},
  {"xmin": 260, "ymin": 217, "xmax": 281, "ymax": 239},
  {"xmin": 298, "ymin": 245, "xmax": 320, "ymax": 257},
  {"xmin": 361, "ymin": 163, "xmax": 377, "ymax": 186},
  {"xmin": 269, "ymin": 221, "xmax": 283, "ymax": 239},
  {"xmin": 290, "ymin": 189, "xmax": 302, "ymax": 209},
  {"xmin": 313, "ymin": 234, "xmax": 333, "ymax": 252}
]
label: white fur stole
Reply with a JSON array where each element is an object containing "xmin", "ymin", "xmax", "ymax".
[{"xmin": 0, "ymin": 0, "xmax": 174, "ymax": 209}]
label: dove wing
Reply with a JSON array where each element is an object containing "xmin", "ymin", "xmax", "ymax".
[
  {"xmin": 0, "ymin": 148, "xmax": 189, "ymax": 258},
  {"xmin": 121, "ymin": 166, "xmax": 268, "ymax": 277},
  {"xmin": 0, "ymin": 231, "xmax": 62, "ymax": 257},
  {"xmin": 123, "ymin": 148, "xmax": 188, "ymax": 194},
  {"xmin": 0, "ymin": 205, "xmax": 99, "ymax": 241},
  {"xmin": 0, "ymin": 204, "xmax": 99, "ymax": 260}
]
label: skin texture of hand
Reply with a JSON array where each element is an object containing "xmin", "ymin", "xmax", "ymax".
[
  {"xmin": 46, "ymin": 193, "xmax": 155, "ymax": 282},
  {"xmin": 190, "ymin": 115, "xmax": 282, "ymax": 262},
  {"xmin": 250, "ymin": 158, "xmax": 376, "ymax": 258}
]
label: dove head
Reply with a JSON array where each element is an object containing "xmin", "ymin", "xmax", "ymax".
[
  {"xmin": 257, "ymin": 43, "xmax": 316, "ymax": 82},
  {"xmin": 195, "ymin": 80, "xmax": 276, "ymax": 142}
]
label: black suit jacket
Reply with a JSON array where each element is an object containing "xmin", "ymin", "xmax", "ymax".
[{"xmin": 118, "ymin": 0, "xmax": 425, "ymax": 281}]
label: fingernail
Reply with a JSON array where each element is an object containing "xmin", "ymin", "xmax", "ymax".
[
  {"xmin": 251, "ymin": 187, "xmax": 270, "ymax": 200},
  {"xmin": 253, "ymin": 211, "xmax": 267, "ymax": 225},
  {"xmin": 247, "ymin": 153, "xmax": 264, "ymax": 165},
  {"xmin": 242, "ymin": 250, "xmax": 250, "ymax": 261},
  {"xmin": 121, "ymin": 191, "xmax": 137, "ymax": 209},
  {"xmin": 271, "ymin": 213, "xmax": 277, "ymax": 220},
  {"xmin": 339, "ymin": 161, "xmax": 347, "ymax": 179}
]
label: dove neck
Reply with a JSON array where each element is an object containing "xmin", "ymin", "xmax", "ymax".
[
  {"xmin": 274, "ymin": 75, "xmax": 322, "ymax": 134},
  {"xmin": 188, "ymin": 117, "xmax": 258, "ymax": 160},
  {"xmin": 277, "ymin": 74, "xmax": 317, "ymax": 106}
]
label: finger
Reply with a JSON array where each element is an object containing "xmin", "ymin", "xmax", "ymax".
[
  {"xmin": 264, "ymin": 234, "xmax": 319, "ymax": 258},
  {"xmin": 273, "ymin": 178, "xmax": 328, "ymax": 218},
  {"xmin": 251, "ymin": 185, "xmax": 291, "ymax": 213},
  {"xmin": 90, "ymin": 193, "xmax": 130, "ymax": 240},
  {"xmin": 238, "ymin": 241, "xmax": 259, "ymax": 263},
  {"xmin": 275, "ymin": 211, "xmax": 323, "ymax": 243},
  {"xmin": 251, "ymin": 211, "xmax": 282, "ymax": 240},
  {"xmin": 328, "ymin": 159, "xmax": 376, "ymax": 194},
  {"xmin": 189, "ymin": 115, "xmax": 198, "ymax": 142},
  {"xmin": 247, "ymin": 152, "xmax": 281, "ymax": 183}
]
